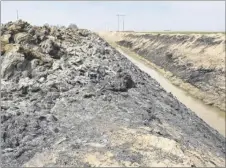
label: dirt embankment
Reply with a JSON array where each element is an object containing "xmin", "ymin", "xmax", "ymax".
[
  {"xmin": 1, "ymin": 21, "xmax": 225, "ymax": 167},
  {"xmin": 103, "ymin": 32, "xmax": 225, "ymax": 111}
]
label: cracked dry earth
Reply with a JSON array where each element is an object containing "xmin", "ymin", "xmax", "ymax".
[{"xmin": 1, "ymin": 20, "xmax": 226, "ymax": 167}]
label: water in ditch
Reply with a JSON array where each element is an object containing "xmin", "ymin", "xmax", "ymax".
[{"xmin": 117, "ymin": 48, "xmax": 225, "ymax": 137}]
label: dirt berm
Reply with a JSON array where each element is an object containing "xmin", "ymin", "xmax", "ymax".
[
  {"xmin": 1, "ymin": 20, "xmax": 225, "ymax": 167},
  {"xmin": 102, "ymin": 32, "xmax": 225, "ymax": 111}
]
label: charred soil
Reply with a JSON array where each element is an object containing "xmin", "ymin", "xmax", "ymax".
[{"xmin": 1, "ymin": 21, "xmax": 225, "ymax": 167}]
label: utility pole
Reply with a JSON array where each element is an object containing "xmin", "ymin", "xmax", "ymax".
[
  {"xmin": 16, "ymin": 10, "xmax": 19, "ymax": 20},
  {"xmin": 122, "ymin": 16, "xmax": 124, "ymax": 31},
  {"xmin": 121, "ymin": 15, "xmax": 125, "ymax": 31},
  {"xmin": 116, "ymin": 14, "xmax": 120, "ymax": 32},
  {"xmin": 116, "ymin": 14, "xmax": 125, "ymax": 32}
]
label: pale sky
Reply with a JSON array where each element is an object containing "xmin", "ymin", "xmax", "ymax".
[{"xmin": 1, "ymin": 1, "xmax": 225, "ymax": 32}]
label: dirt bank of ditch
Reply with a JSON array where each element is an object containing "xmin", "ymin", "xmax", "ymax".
[{"xmin": 100, "ymin": 32, "xmax": 225, "ymax": 112}]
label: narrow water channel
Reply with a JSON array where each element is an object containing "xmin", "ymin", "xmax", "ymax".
[{"xmin": 117, "ymin": 48, "xmax": 225, "ymax": 137}]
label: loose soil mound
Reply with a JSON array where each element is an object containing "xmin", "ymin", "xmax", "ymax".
[{"xmin": 1, "ymin": 21, "xmax": 225, "ymax": 167}]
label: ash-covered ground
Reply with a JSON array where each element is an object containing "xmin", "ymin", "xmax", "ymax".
[
  {"xmin": 1, "ymin": 20, "xmax": 225, "ymax": 167},
  {"xmin": 115, "ymin": 33, "xmax": 225, "ymax": 111}
]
